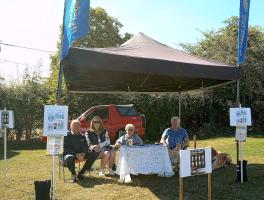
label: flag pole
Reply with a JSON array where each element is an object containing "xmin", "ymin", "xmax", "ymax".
[
  {"xmin": 56, "ymin": 0, "xmax": 67, "ymax": 105},
  {"xmin": 236, "ymin": 77, "xmax": 240, "ymax": 167},
  {"xmin": 52, "ymin": 1, "xmax": 66, "ymax": 200}
]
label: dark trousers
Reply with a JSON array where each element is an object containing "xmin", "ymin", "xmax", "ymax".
[{"xmin": 64, "ymin": 151, "xmax": 97, "ymax": 175}]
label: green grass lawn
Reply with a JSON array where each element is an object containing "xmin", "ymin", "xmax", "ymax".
[{"xmin": 0, "ymin": 135, "xmax": 264, "ymax": 200}]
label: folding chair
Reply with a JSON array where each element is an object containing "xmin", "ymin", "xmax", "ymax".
[{"xmin": 58, "ymin": 155, "xmax": 85, "ymax": 182}]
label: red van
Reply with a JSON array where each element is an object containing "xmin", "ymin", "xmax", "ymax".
[
  {"xmin": 40, "ymin": 104, "xmax": 146, "ymax": 143},
  {"xmin": 77, "ymin": 104, "xmax": 146, "ymax": 142}
]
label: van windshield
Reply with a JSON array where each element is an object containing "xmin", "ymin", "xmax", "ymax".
[{"xmin": 117, "ymin": 106, "xmax": 137, "ymax": 116}]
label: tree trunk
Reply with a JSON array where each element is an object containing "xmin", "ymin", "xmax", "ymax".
[
  {"xmin": 16, "ymin": 128, "xmax": 23, "ymax": 141},
  {"xmin": 25, "ymin": 128, "xmax": 32, "ymax": 141}
]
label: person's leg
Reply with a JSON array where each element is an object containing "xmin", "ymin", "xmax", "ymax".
[
  {"xmin": 108, "ymin": 150, "xmax": 115, "ymax": 169},
  {"xmin": 64, "ymin": 155, "xmax": 76, "ymax": 175},
  {"xmin": 108, "ymin": 150, "xmax": 116, "ymax": 175},
  {"xmin": 101, "ymin": 151, "xmax": 110, "ymax": 170},
  {"xmin": 79, "ymin": 151, "xmax": 98, "ymax": 175}
]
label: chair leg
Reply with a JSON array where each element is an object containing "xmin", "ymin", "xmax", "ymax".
[
  {"xmin": 59, "ymin": 160, "xmax": 61, "ymax": 178},
  {"xmin": 63, "ymin": 163, "xmax": 66, "ymax": 182}
]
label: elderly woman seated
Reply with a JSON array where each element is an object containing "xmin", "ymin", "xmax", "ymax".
[
  {"xmin": 115, "ymin": 124, "xmax": 143, "ymax": 147},
  {"xmin": 160, "ymin": 116, "xmax": 189, "ymax": 169}
]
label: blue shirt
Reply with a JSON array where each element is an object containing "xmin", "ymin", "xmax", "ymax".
[{"xmin": 162, "ymin": 127, "xmax": 188, "ymax": 149}]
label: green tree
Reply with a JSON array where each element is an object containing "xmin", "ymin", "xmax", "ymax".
[
  {"xmin": 4, "ymin": 66, "xmax": 51, "ymax": 141},
  {"xmin": 180, "ymin": 16, "xmax": 264, "ymax": 132}
]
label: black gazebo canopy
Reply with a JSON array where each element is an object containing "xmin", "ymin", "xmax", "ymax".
[{"xmin": 62, "ymin": 32, "xmax": 240, "ymax": 93}]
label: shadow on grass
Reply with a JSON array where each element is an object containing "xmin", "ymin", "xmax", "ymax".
[
  {"xmin": 77, "ymin": 176, "xmax": 118, "ymax": 188},
  {"xmin": 0, "ymin": 150, "xmax": 20, "ymax": 160},
  {"xmin": 4, "ymin": 140, "xmax": 46, "ymax": 151},
  {"xmin": 190, "ymin": 132, "xmax": 264, "ymax": 141},
  {"xmin": 128, "ymin": 164, "xmax": 264, "ymax": 200},
  {"xmin": 0, "ymin": 140, "xmax": 45, "ymax": 160}
]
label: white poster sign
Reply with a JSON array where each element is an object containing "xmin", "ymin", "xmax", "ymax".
[
  {"xmin": 229, "ymin": 108, "xmax": 252, "ymax": 126},
  {"xmin": 235, "ymin": 125, "xmax": 247, "ymax": 142},
  {"xmin": 46, "ymin": 135, "xmax": 64, "ymax": 155},
  {"xmin": 43, "ymin": 105, "xmax": 68, "ymax": 136},
  {"xmin": 0, "ymin": 110, "xmax": 14, "ymax": 128},
  {"xmin": 180, "ymin": 147, "xmax": 212, "ymax": 178}
]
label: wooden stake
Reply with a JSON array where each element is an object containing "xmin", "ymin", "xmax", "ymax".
[
  {"xmin": 193, "ymin": 134, "xmax": 197, "ymax": 149},
  {"xmin": 208, "ymin": 173, "xmax": 212, "ymax": 200},
  {"xmin": 179, "ymin": 177, "xmax": 183, "ymax": 200}
]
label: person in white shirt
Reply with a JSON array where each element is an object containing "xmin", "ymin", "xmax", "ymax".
[
  {"xmin": 115, "ymin": 124, "xmax": 143, "ymax": 147},
  {"xmin": 86, "ymin": 116, "xmax": 115, "ymax": 176}
]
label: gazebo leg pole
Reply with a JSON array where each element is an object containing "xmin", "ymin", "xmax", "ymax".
[{"xmin": 179, "ymin": 92, "xmax": 181, "ymax": 119}]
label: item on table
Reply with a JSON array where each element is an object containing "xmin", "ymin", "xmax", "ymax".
[{"xmin": 127, "ymin": 138, "xmax": 133, "ymax": 146}]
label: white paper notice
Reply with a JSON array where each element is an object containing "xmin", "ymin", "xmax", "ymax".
[
  {"xmin": 46, "ymin": 135, "xmax": 64, "ymax": 155},
  {"xmin": 230, "ymin": 108, "xmax": 252, "ymax": 126},
  {"xmin": 235, "ymin": 125, "xmax": 247, "ymax": 142},
  {"xmin": 43, "ymin": 105, "xmax": 68, "ymax": 136}
]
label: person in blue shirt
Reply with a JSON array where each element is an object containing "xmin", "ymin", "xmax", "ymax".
[
  {"xmin": 160, "ymin": 116, "xmax": 189, "ymax": 150},
  {"xmin": 160, "ymin": 116, "xmax": 189, "ymax": 169}
]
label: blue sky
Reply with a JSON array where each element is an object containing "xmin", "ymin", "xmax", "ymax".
[{"xmin": 0, "ymin": 0, "xmax": 263, "ymax": 81}]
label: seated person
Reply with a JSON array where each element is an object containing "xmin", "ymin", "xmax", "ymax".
[
  {"xmin": 86, "ymin": 116, "xmax": 115, "ymax": 176},
  {"xmin": 115, "ymin": 124, "xmax": 143, "ymax": 147},
  {"xmin": 63, "ymin": 120, "xmax": 97, "ymax": 182},
  {"xmin": 160, "ymin": 116, "xmax": 189, "ymax": 166}
]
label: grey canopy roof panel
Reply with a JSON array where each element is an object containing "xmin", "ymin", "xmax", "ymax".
[{"xmin": 63, "ymin": 32, "xmax": 240, "ymax": 93}]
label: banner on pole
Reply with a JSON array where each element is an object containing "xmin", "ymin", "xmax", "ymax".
[
  {"xmin": 43, "ymin": 105, "xmax": 68, "ymax": 136},
  {"xmin": 61, "ymin": 0, "xmax": 90, "ymax": 60},
  {"xmin": 238, "ymin": 0, "xmax": 251, "ymax": 64}
]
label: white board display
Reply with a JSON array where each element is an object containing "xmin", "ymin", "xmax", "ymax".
[
  {"xmin": 230, "ymin": 108, "xmax": 252, "ymax": 126},
  {"xmin": 180, "ymin": 147, "xmax": 212, "ymax": 178},
  {"xmin": 43, "ymin": 105, "xmax": 68, "ymax": 136},
  {"xmin": 0, "ymin": 110, "xmax": 14, "ymax": 128}
]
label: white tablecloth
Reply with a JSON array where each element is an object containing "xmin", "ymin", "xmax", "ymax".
[{"xmin": 116, "ymin": 144, "xmax": 173, "ymax": 182}]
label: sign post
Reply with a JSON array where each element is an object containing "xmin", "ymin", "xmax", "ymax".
[
  {"xmin": 0, "ymin": 108, "xmax": 14, "ymax": 186},
  {"xmin": 208, "ymin": 173, "xmax": 212, "ymax": 200},
  {"xmin": 179, "ymin": 147, "xmax": 212, "ymax": 200},
  {"xmin": 230, "ymin": 107, "xmax": 251, "ymax": 183},
  {"xmin": 44, "ymin": 105, "xmax": 68, "ymax": 200}
]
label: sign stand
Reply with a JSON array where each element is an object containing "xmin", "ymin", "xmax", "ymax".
[
  {"xmin": 179, "ymin": 177, "xmax": 183, "ymax": 200},
  {"xmin": 208, "ymin": 173, "xmax": 212, "ymax": 200},
  {"xmin": 193, "ymin": 134, "xmax": 197, "ymax": 149},
  {"xmin": 3, "ymin": 118, "xmax": 7, "ymax": 186},
  {"xmin": 1, "ymin": 107, "xmax": 14, "ymax": 187},
  {"xmin": 51, "ymin": 155, "xmax": 56, "ymax": 200},
  {"xmin": 230, "ymin": 107, "xmax": 251, "ymax": 183},
  {"xmin": 44, "ymin": 105, "xmax": 68, "ymax": 200},
  {"xmin": 240, "ymin": 142, "xmax": 243, "ymax": 183},
  {"xmin": 179, "ymin": 148, "xmax": 212, "ymax": 200}
]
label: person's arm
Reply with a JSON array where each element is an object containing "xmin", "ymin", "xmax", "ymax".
[
  {"xmin": 115, "ymin": 135, "xmax": 124, "ymax": 147},
  {"xmin": 160, "ymin": 129, "xmax": 168, "ymax": 144},
  {"xmin": 98, "ymin": 131, "xmax": 110, "ymax": 148},
  {"xmin": 134, "ymin": 134, "xmax": 143, "ymax": 145},
  {"xmin": 63, "ymin": 135, "xmax": 74, "ymax": 155},
  {"xmin": 80, "ymin": 135, "xmax": 89, "ymax": 153}
]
